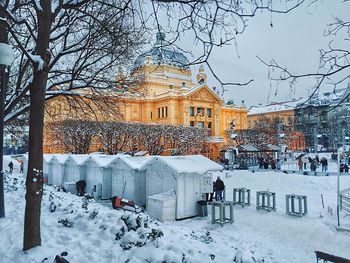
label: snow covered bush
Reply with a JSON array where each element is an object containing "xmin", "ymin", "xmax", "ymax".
[
  {"xmin": 82, "ymin": 193, "xmax": 94, "ymax": 212},
  {"xmin": 58, "ymin": 218, "xmax": 74, "ymax": 228}
]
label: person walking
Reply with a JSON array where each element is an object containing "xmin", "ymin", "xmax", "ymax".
[
  {"xmin": 321, "ymin": 157, "xmax": 328, "ymax": 172},
  {"xmin": 271, "ymin": 159, "xmax": 276, "ymax": 169},
  {"xmin": 214, "ymin": 176, "xmax": 225, "ymax": 201},
  {"xmin": 298, "ymin": 158, "xmax": 303, "ymax": 171},
  {"xmin": 276, "ymin": 159, "xmax": 281, "ymax": 170},
  {"xmin": 8, "ymin": 161, "xmax": 14, "ymax": 173},
  {"xmin": 20, "ymin": 161, "xmax": 24, "ymax": 174}
]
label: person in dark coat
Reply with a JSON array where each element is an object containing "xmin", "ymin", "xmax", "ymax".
[
  {"xmin": 271, "ymin": 159, "xmax": 276, "ymax": 169},
  {"xmin": 8, "ymin": 161, "xmax": 13, "ymax": 173},
  {"xmin": 214, "ymin": 176, "xmax": 225, "ymax": 201},
  {"xmin": 263, "ymin": 159, "xmax": 269, "ymax": 169},
  {"xmin": 20, "ymin": 161, "xmax": 24, "ymax": 174},
  {"xmin": 76, "ymin": 180, "xmax": 86, "ymax": 196}
]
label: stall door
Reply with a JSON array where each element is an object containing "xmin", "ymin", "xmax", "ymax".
[
  {"xmin": 85, "ymin": 165, "xmax": 95, "ymax": 194},
  {"xmin": 102, "ymin": 168, "xmax": 112, "ymax": 199},
  {"xmin": 183, "ymin": 174, "xmax": 200, "ymax": 218},
  {"xmin": 112, "ymin": 169, "xmax": 124, "ymax": 197}
]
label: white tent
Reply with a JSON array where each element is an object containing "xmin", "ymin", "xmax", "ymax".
[
  {"xmin": 141, "ymin": 155, "xmax": 223, "ymax": 219},
  {"xmin": 62, "ymin": 155, "xmax": 89, "ymax": 184},
  {"xmin": 48, "ymin": 154, "xmax": 69, "ymax": 186},
  {"xmin": 82, "ymin": 155, "xmax": 118, "ymax": 199},
  {"xmin": 43, "ymin": 154, "xmax": 55, "ymax": 183},
  {"xmin": 22, "ymin": 154, "xmax": 28, "ymax": 176},
  {"xmin": 108, "ymin": 156, "xmax": 151, "ymax": 206}
]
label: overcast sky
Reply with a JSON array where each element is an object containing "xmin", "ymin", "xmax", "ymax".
[{"xmin": 179, "ymin": 1, "xmax": 350, "ymax": 107}]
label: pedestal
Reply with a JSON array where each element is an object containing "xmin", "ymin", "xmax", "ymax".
[
  {"xmin": 256, "ymin": 191, "xmax": 276, "ymax": 212},
  {"xmin": 233, "ymin": 188, "xmax": 251, "ymax": 207},
  {"xmin": 211, "ymin": 201, "xmax": 234, "ymax": 226},
  {"xmin": 286, "ymin": 194, "xmax": 307, "ymax": 216}
]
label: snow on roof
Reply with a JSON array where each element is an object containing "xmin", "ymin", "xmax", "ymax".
[
  {"xmin": 133, "ymin": 151, "xmax": 149, "ymax": 156},
  {"xmin": 87, "ymin": 155, "xmax": 118, "ymax": 167},
  {"xmin": 248, "ymin": 99, "xmax": 303, "ymax": 115},
  {"xmin": 142, "ymin": 155, "xmax": 223, "ymax": 174},
  {"xmin": 43, "ymin": 154, "xmax": 56, "ymax": 163},
  {"xmin": 266, "ymin": 144, "xmax": 281, "ymax": 151},
  {"xmin": 239, "ymin": 144, "xmax": 259, "ymax": 152},
  {"xmin": 67, "ymin": 154, "xmax": 90, "ymax": 165},
  {"xmin": 118, "ymin": 156, "xmax": 152, "ymax": 170},
  {"xmin": 51, "ymin": 154, "xmax": 69, "ymax": 164}
]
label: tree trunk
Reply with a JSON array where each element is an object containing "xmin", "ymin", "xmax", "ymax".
[{"xmin": 23, "ymin": 1, "xmax": 52, "ymax": 251}]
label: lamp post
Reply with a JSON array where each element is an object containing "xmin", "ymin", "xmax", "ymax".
[
  {"xmin": 0, "ymin": 11, "xmax": 13, "ymax": 218},
  {"xmin": 316, "ymin": 134, "xmax": 322, "ymax": 156},
  {"xmin": 337, "ymin": 146, "xmax": 343, "ymax": 227},
  {"xmin": 279, "ymin": 133, "xmax": 286, "ymax": 162},
  {"xmin": 229, "ymin": 120, "xmax": 236, "ymax": 170}
]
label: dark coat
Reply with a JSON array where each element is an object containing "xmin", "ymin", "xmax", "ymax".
[{"xmin": 215, "ymin": 179, "xmax": 225, "ymax": 191}]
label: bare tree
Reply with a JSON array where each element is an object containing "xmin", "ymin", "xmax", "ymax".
[
  {"xmin": 139, "ymin": 123, "xmax": 165, "ymax": 155},
  {"xmin": 152, "ymin": 0, "xmax": 309, "ymax": 94},
  {"xmin": 0, "ymin": 0, "xmax": 144, "ymax": 251},
  {"xmin": 0, "ymin": 0, "xmax": 311, "ymax": 251},
  {"xmin": 98, "ymin": 121, "xmax": 130, "ymax": 155},
  {"xmin": 258, "ymin": 1, "xmax": 350, "ymax": 109}
]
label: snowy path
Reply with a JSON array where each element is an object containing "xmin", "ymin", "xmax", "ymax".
[{"xmin": 0, "ymin": 170, "xmax": 349, "ymax": 263}]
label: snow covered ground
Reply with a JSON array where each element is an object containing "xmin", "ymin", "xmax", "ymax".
[{"xmin": 1, "ymin": 169, "xmax": 350, "ymax": 263}]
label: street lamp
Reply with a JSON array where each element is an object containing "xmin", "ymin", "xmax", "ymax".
[
  {"xmin": 229, "ymin": 120, "xmax": 236, "ymax": 170},
  {"xmin": 279, "ymin": 133, "xmax": 286, "ymax": 161},
  {"xmin": 316, "ymin": 134, "xmax": 322, "ymax": 155}
]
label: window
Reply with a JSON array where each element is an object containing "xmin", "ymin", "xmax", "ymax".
[
  {"xmin": 197, "ymin": 107, "xmax": 204, "ymax": 116},
  {"xmin": 206, "ymin": 108, "xmax": 212, "ymax": 118},
  {"xmin": 208, "ymin": 122, "xmax": 212, "ymax": 129},
  {"xmin": 190, "ymin": 121, "xmax": 195, "ymax": 127},
  {"xmin": 151, "ymin": 111, "xmax": 153, "ymax": 119},
  {"xmin": 162, "ymin": 107, "xmax": 164, "ymax": 118},
  {"xmin": 190, "ymin": 107, "xmax": 194, "ymax": 117},
  {"xmin": 197, "ymin": 121, "xmax": 204, "ymax": 128},
  {"xmin": 158, "ymin": 108, "xmax": 160, "ymax": 118},
  {"xmin": 165, "ymin": 106, "xmax": 168, "ymax": 117}
]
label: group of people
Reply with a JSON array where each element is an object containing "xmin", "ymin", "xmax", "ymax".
[
  {"xmin": 257, "ymin": 156, "xmax": 281, "ymax": 170},
  {"xmin": 297, "ymin": 155, "xmax": 328, "ymax": 172},
  {"xmin": 206, "ymin": 176, "xmax": 225, "ymax": 202},
  {"xmin": 7, "ymin": 160, "xmax": 24, "ymax": 174}
]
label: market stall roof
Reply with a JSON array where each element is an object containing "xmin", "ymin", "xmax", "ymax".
[
  {"xmin": 141, "ymin": 155, "xmax": 223, "ymax": 174},
  {"xmin": 238, "ymin": 144, "xmax": 259, "ymax": 152},
  {"xmin": 263, "ymin": 144, "xmax": 281, "ymax": 152}
]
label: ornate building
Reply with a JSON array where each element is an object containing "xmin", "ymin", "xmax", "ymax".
[
  {"xmin": 246, "ymin": 100, "xmax": 305, "ymax": 150},
  {"xmin": 295, "ymin": 85, "xmax": 350, "ymax": 151},
  {"xmin": 44, "ymin": 32, "xmax": 247, "ymax": 160}
]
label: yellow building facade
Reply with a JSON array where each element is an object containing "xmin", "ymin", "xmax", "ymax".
[{"xmin": 44, "ymin": 33, "xmax": 247, "ymax": 157}]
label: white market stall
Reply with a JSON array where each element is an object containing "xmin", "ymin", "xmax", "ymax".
[
  {"xmin": 143, "ymin": 155, "xmax": 223, "ymax": 220},
  {"xmin": 43, "ymin": 154, "xmax": 55, "ymax": 183},
  {"xmin": 48, "ymin": 154, "xmax": 69, "ymax": 186},
  {"xmin": 63, "ymin": 155, "xmax": 89, "ymax": 183},
  {"xmin": 60, "ymin": 154, "xmax": 89, "ymax": 194},
  {"xmin": 108, "ymin": 156, "xmax": 151, "ymax": 206},
  {"xmin": 83, "ymin": 155, "xmax": 118, "ymax": 199}
]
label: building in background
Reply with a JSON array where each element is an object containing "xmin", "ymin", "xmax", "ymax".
[
  {"xmin": 295, "ymin": 85, "xmax": 350, "ymax": 151},
  {"xmin": 245, "ymin": 99, "xmax": 305, "ymax": 151},
  {"xmin": 44, "ymin": 33, "xmax": 247, "ymax": 160}
]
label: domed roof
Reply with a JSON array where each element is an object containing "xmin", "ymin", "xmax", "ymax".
[{"xmin": 133, "ymin": 32, "xmax": 189, "ymax": 69}]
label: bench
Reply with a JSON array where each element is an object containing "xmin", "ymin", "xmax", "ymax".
[{"xmin": 315, "ymin": 251, "xmax": 350, "ymax": 263}]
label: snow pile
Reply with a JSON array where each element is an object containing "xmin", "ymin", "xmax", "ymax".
[{"xmin": 1, "ymin": 170, "xmax": 350, "ymax": 262}]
